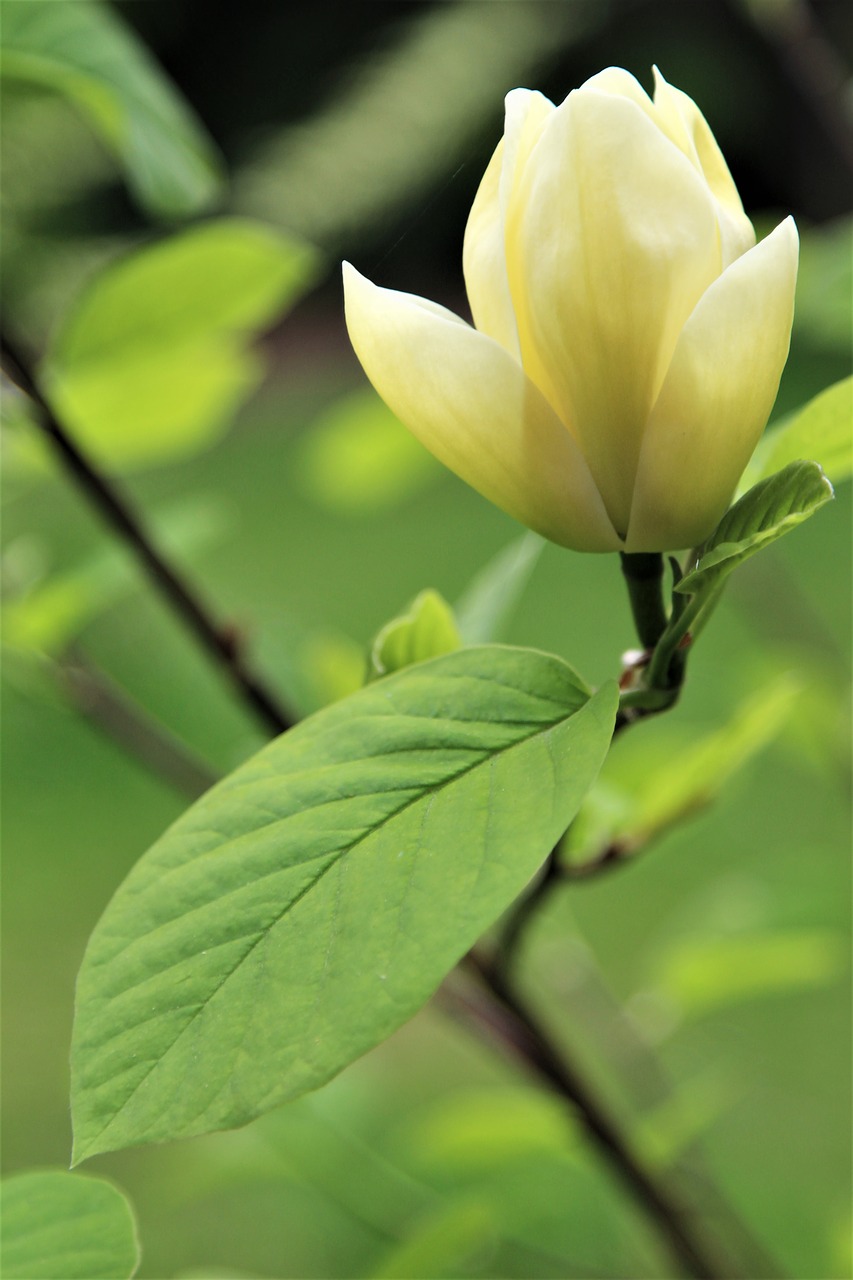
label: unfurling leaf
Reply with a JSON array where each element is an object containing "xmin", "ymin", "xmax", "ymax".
[
  {"xmin": 369, "ymin": 589, "xmax": 461, "ymax": 680},
  {"xmin": 71, "ymin": 647, "xmax": 617, "ymax": 1161},
  {"xmin": 677, "ymin": 461, "xmax": 834, "ymax": 596}
]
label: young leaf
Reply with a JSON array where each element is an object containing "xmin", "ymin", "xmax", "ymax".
[
  {"xmin": 455, "ymin": 533, "xmax": 544, "ymax": 644},
  {"xmin": 677, "ymin": 461, "xmax": 834, "ymax": 596},
  {"xmin": 44, "ymin": 220, "xmax": 319, "ymax": 468},
  {"xmin": 739, "ymin": 377, "xmax": 853, "ymax": 494},
  {"xmin": 369, "ymin": 589, "xmax": 461, "ymax": 680},
  {"xmin": 0, "ymin": 0, "xmax": 222, "ymax": 218},
  {"xmin": 71, "ymin": 647, "xmax": 617, "ymax": 1161},
  {"xmin": 0, "ymin": 1170, "xmax": 139, "ymax": 1279}
]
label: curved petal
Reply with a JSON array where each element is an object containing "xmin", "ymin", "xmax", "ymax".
[
  {"xmin": 343, "ymin": 263, "xmax": 621, "ymax": 552},
  {"xmin": 652, "ymin": 68, "xmax": 755, "ymax": 269},
  {"xmin": 505, "ymin": 86, "xmax": 721, "ymax": 537},
  {"xmin": 463, "ymin": 90, "xmax": 552, "ymax": 358},
  {"xmin": 626, "ymin": 218, "xmax": 799, "ymax": 552}
]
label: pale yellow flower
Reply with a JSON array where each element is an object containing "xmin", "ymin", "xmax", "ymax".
[{"xmin": 343, "ymin": 68, "xmax": 798, "ymax": 552}]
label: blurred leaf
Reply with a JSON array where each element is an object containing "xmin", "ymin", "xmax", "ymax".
[
  {"xmin": 298, "ymin": 389, "xmax": 439, "ymax": 514},
  {"xmin": 71, "ymin": 648, "xmax": 616, "ymax": 1160},
  {"xmin": 678, "ymin": 461, "xmax": 834, "ymax": 596},
  {"xmin": 740, "ymin": 377, "xmax": 853, "ymax": 494},
  {"xmin": 455, "ymin": 532, "xmax": 544, "ymax": 644},
  {"xmin": 396, "ymin": 1087, "xmax": 574, "ymax": 1177},
  {"xmin": 622, "ymin": 676, "xmax": 801, "ymax": 846},
  {"xmin": 0, "ymin": 1169, "xmax": 139, "ymax": 1279},
  {"xmin": 654, "ymin": 930, "xmax": 846, "ymax": 1019},
  {"xmin": 0, "ymin": 0, "xmax": 223, "ymax": 218},
  {"xmin": 371, "ymin": 1200, "xmax": 495, "ymax": 1280},
  {"xmin": 369, "ymin": 589, "xmax": 460, "ymax": 680},
  {"xmin": 635, "ymin": 1073, "xmax": 735, "ymax": 1170},
  {"xmin": 43, "ymin": 219, "xmax": 320, "ymax": 468},
  {"xmin": 2, "ymin": 495, "xmax": 230, "ymax": 654},
  {"xmin": 794, "ymin": 218, "xmax": 853, "ymax": 353}
]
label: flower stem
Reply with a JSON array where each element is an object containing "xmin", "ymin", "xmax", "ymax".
[{"xmin": 620, "ymin": 551, "xmax": 668, "ymax": 648}]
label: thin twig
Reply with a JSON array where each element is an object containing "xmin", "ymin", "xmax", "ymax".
[{"xmin": 1, "ymin": 334, "xmax": 294, "ymax": 738}]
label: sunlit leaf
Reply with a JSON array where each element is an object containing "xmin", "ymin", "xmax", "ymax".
[
  {"xmin": 297, "ymin": 389, "xmax": 439, "ymax": 514},
  {"xmin": 369, "ymin": 589, "xmax": 460, "ymax": 680},
  {"xmin": 678, "ymin": 461, "xmax": 834, "ymax": 596},
  {"xmin": 740, "ymin": 377, "xmax": 853, "ymax": 494},
  {"xmin": 44, "ymin": 219, "xmax": 319, "ymax": 468},
  {"xmin": 0, "ymin": 1170, "xmax": 139, "ymax": 1280},
  {"xmin": 0, "ymin": 0, "xmax": 222, "ymax": 217},
  {"xmin": 71, "ymin": 647, "xmax": 617, "ymax": 1160},
  {"xmin": 455, "ymin": 533, "xmax": 544, "ymax": 644}
]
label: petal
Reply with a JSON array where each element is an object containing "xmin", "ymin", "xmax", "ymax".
[
  {"xmin": 505, "ymin": 85, "xmax": 721, "ymax": 537},
  {"xmin": 463, "ymin": 89, "xmax": 553, "ymax": 359},
  {"xmin": 652, "ymin": 68, "xmax": 755, "ymax": 269},
  {"xmin": 626, "ymin": 218, "xmax": 799, "ymax": 552},
  {"xmin": 342, "ymin": 263, "xmax": 621, "ymax": 552}
]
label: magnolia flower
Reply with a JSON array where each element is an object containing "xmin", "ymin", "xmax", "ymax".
[{"xmin": 343, "ymin": 69, "xmax": 798, "ymax": 552}]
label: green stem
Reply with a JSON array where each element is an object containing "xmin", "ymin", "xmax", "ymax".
[{"xmin": 619, "ymin": 552, "xmax": 668, "ymax": 649}]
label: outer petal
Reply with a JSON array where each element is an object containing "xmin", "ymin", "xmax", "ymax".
[
  {"xmin": 462, "ymin": 90, "xmax": 553, "ymax": 358},
  {"xmin": 343, "ymin": 263, "xmax": 621, "ymax": 552},
  {"xmin": 626, "ymin": 218, "xmax": 799, "ymax": 552},
  {"xmin": 505, "ymin": 86, "xmax": 721, "ymax": 537},
  {"xmin": 652, "ymin": 68, "xmax": 755, "ymax": 269}
]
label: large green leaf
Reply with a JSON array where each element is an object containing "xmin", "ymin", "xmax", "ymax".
[
  {"xmin": 44, "ymin": 219, "xmax": 319, "ymax": 468},
  {"xmin": 0, "ymin": 1170, "xmax": 139, "ymax": 1279},
  {"xmin": 71, "ymin": 646, "xmax": 617, "ymax": 1161},
  {"xmin": 739, "ymin": 377, "xmax": 853, "ymax": 494},
  {"xmin": 677, "ymin": 461, "xmax": 834, "ymax": 596},
  {"xmin": 0, "ymin": 0, "xmax": 222, "ymax": 218}
]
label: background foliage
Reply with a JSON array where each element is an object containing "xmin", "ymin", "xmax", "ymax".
[{"xmin": 2, "ymin": 1, "xmax": 851, "ymax": 1277}]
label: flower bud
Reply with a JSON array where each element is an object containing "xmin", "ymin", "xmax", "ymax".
[{"xmin": 343, "ymin": 68, "xmax": 798, "ymax": 552}]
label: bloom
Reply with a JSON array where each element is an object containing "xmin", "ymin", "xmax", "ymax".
[{"xmin": 343, "ymin": 68, "xmax": 798, "ymax": 552}]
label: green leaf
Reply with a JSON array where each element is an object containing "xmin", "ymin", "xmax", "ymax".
[
  {"xmin": 0, "ymin": 0, "xmax": 223, "ymax": 217},
  {"xmin": 0, "ymin": 1170, "xmax": 139, "ymax": 1279},
  {"xmin": 677, "ymin": 461, "xmax": 834, "ymax": 597},
  {"xmin": 71, "ymin": 647, "xmax": 617, "ymax": 1161},
  {"xmin": 455, "ymin": 533, "xmax": 544, "ymax": 644},
  {"xmin": 297, "ymin": 389, "xmax": 439, "ymax": 515},
  {"xmin": 44, "ymin": 219, "xmax": 320, "ymax": 468},
  {"xmin": 740, "ymin": 377, "xmax": 853, "ymax": 493},
  {"xmin": 369, "ymin": 589, "xmax": 461, "ymax": 680}
]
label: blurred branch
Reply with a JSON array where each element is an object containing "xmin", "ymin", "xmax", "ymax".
[
  {"xmin": 0, "ymin": 333, "xmax": 295, "ymax": 738},
  {"xmin": 459, "ymin": 951, "xmax": 728, "ymax": 1280},
  {"xmin": 59, "ymin": 646, "xmax": 220, "ymax": 800},
  {"xmin": 736, "ymin": 0, "xmax": 853, "ymax": 175}
]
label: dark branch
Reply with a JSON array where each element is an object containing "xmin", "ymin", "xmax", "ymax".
[
  {"xmin": 463, "ymin": 950, "xmax": 728, "ymax": 1279},
  {"xmin": 1, "ymin": 333, "xmax": 294, "ymax": 738}
]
